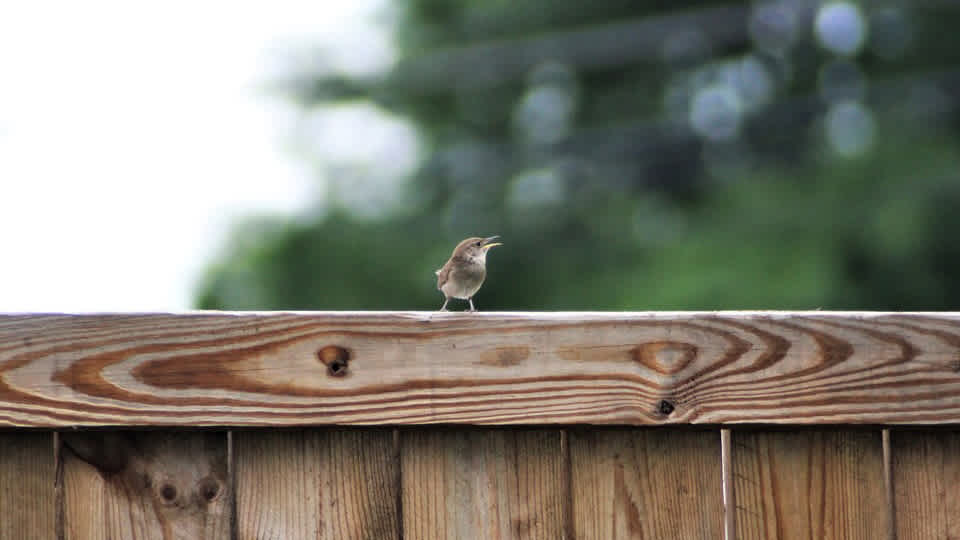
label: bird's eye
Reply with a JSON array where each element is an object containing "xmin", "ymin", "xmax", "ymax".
[{"xmin": 475, "ymin": 241, "xmax": 482, "ymax": 247}]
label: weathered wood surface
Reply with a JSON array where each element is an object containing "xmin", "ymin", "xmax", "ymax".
[
  {"xmin": 61, "ymin": 431, "xmax": 230, "ymax": 539},
  {"xmin": 401, "ymin": 429, "xmax": 566, "ymax": 539},
  {"xmin": 721, "ymin": 428, "xmax": 735, "ymax": 540},
  {"xmin": 6, "ymin": 426, "xmax": 960, "ymax": 539},
  {"xmin": 0, "ymin": 432, "xmax": 55, "ymax": 540},
  {"xmin": 732, "ymin": 430, "xmax": 888, "ymax": 540},
  {"xmin": 891, "ymin": 430, "xmax": 960, "ymax": 539},
  {"xmin": 882, "ymin": 429, "xmax": 895, "ymax": 540},
  {"xmin": 2, "ymin": 311, "xmax": 960, "ymax": 427},
  {"xmin": 233, "ymin": 429, "xmax": 399, "ymax": 540},
  {"xmin": 570, "ymin": 429, "xmax": 723, "ymax": 539}
]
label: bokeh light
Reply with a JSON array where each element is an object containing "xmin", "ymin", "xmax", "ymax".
[
  {"xmin": 508, "ymin": 167, "xmax": 566, "ymax": 211},
  {"xmin": 514, "ymin": 61, "xmax": 578, "ymax": 145},
  {"xmin": 690, "ymin": 85, "xmax": 743, "ymax": 141},
  {"xmin": 825, "ymin": 100, "xmax": 875, "ymax": 157},
  {"xmin": 733, "ymin": 55, "xmax": 775, "ymax": 111},
  {"xmin": 815, "ymin": 2, "xmax": 867, "ymax": 56}
]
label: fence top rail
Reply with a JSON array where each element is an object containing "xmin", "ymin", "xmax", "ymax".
[{"xmin": 1, "ymin": 311, "xmax": 958, "ymax": 428}]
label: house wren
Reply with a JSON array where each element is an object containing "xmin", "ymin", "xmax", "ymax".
[{"xmin": 435, "ymin": 236, "xmax": 502, "ymax": 311}]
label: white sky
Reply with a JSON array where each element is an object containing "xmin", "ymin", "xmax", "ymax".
[{"xmin": 0, "ymin": 0, "xmax": 405, "ymax": 311}]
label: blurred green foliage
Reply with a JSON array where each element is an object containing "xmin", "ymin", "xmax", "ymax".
[{"xmin": 196, "ymin": 0, "xmax": 960, "ymax": 311}]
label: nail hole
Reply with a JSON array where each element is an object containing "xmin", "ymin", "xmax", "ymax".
[
  {"xmin": 160, "ymin": 483, "xmax": 177, "ymax": 502},
  {"xmin": 318, "ymin": 345, "xmax": 350, "ymax": 377},
  {"xmin": 658, "ymin": 400, "xmax": 675, "ymax": 416},
  {"xmin": 198, "ymin": 476, "xmax": 220, "ymax": 502}
]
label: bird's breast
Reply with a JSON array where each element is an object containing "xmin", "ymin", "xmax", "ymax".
[{"xmin": 441, "ymin": 263, "xmax": 486, "ymax": 299}]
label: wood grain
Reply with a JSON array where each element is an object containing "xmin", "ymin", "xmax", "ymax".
[
  {"xmin": 722, "ymin": 428, "xmax": 736, "ymax": 540},
  {"xmin": 732, "ymin": 430, "xmax": 887, "ymax": 540},
  {"xmin": 891, "ymin": 430, "xmax": 960, "ymax": 539},
  {"xmin": 882, "ymin": 429, "xmax": 896, "ymax": 540},
  {"xmin": 570, "ymin": 428, "xmax": 723, "ymax": 539},
  {"xmin": 0, "ymin": 432, "xmax": 55, "ymax": 539},
  {"xmin": 401, "ymin": 429, "xmax": 566, "ymax": 539},
  {"xmin": 61, "ymin": 431, "xmax": 230, "ymax": 540},
  {"xmin": 3, "ymin": 311, "xmax": 960, "ymax": 426},
  {"xmin": 233, "ymin": 429, "xmax": 399, "ymax": 540}
]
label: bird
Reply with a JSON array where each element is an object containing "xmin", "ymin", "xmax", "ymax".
[{"xmin": 435, "ymin": 236, "xmax": 502, "ymax": 311}]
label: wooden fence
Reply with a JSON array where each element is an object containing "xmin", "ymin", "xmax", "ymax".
[{"xmin": 1, "ymin": 311, "xmax": 959, "ymax": 539}]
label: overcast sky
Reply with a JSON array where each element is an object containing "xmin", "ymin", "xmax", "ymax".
[{"xmin": 0, "ymin": 0, "xmax": 408, "ymax": 312}]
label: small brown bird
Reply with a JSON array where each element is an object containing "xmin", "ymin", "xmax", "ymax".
[{"xmin": 435, "ymin": 236, "xmax": 502, "ymax": 311}]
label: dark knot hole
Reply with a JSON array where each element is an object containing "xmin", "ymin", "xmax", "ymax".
[
  {"xmin": 658, "ymin": 400, "xmax": 676, "ymax": 416},
  {"xmin": 160, "ymin": 483, "xmax": 177, "ymax": 502},
  {"xmin": 318, "ymin": 345, "xmax": 351, "ymax": 377},
  {"xmin": 198, "ymin": 476, "xmax": 221, "ymax": 502}
]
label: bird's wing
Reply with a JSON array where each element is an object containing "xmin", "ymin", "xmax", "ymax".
[{"xmin": 436, "ymin": 264, "xmax": 450, "ymax": 289}]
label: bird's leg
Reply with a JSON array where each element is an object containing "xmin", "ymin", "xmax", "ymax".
[
  {"xmin": 468, "ymin": 298, "xmax": 476, "ymax": 312},
  {"xmin": 439, "ymin": 297, "xmax": 449, "ymax": 312}
]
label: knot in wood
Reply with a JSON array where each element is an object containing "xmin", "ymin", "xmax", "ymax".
[
  {"xmin": 159, "ymin": 483, "xmax": 178, "ymax": 503},
  {"xmin": 632, "ymin": 341, "xmax": 696, "ymax": 374},
  {"xmin": 198, "ymin": 476, "xmax": 221, "ymax": 503},
  {"xmin": 658, "ymin": 399, "xmax": 676, "ymax": 416},
  {"xmin": 317, "ymin": 345, "xmax": 350, "ymax": 377}
]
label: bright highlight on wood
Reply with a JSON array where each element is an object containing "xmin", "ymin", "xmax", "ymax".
[{"xmin": 1, "ymin": 311, "xmax": 959, "ymax": 428}]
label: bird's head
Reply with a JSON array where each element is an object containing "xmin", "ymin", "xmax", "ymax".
[{"xmin": 453, "ymin": 236, "xmax": 502, "ymax": 262}]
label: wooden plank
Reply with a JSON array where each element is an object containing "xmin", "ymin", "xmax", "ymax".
[
  {"xmin": 891, "ymin": 430, "xmax": 960, "ymax": 539},
  {"xmin": 61, "ymin": 431, "xmax": 230, "ymax": 540},
  {"xmin": 570, "ymin": 428, "xmax": 722, "ymax": 539},
  {"xmin": 401, "ymin": 429, "xmax": 565, "ymax": 539},
  {"xmin": 233, "ymin": 429, "xmax": 399, "ymax": 540},
  {"xmin": 2, "ymin": 311, "xmax": 960, "ymax": 427},
  {"xmin": 722, "ymin": 428, "xmax": 736, "ymax": 540},
  {"xmin": 0, "ymin": 432, "xmax": 55, "ymax": 539},
  {"xmin": 732, "ymin": 430, "xmax": 887, "ymax": 540},
  {"xmin": 882, "ymin": 429, "xmax": 896, "ymax": 540}
]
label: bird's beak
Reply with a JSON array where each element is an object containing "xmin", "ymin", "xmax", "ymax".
[{"xmin": 481, "ymin": 236, "xmax": 502, "ymax": 250}]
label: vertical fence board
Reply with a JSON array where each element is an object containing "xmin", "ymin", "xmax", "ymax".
[
  {"xmin": 721, "ymin": 429, "xmax": 736, "ymax": 540},
  {"xmin": 234, "ymin": 429, "xmax": 399, "ymax": 540},
  {"xmin": 62, "ymin": 438, "xmax": 104, "ymax": 540},
  {"xmin": 892, "ymin": 431, "xmax": 960, "ymax": 539},
  {"xmin": 882, "ymin": 429, "xmax": 896, "ymax": 540},
  {"xmin": 570, "ymin": 429, "xmax": 722, "ymax": 540},
  {"xmin": 0, "ymin": 432, "xmax": 55, "ymax": 540},
  {"xmin": 733, "ymin": 430, "xmax": 886, "ymax": 540},
  {"xmin": 401, "ymin": 429, "xmax": 565, "ymax": 540},
  {"xmin": 62, "ymin": 431, "xmax": 230, "ymax": 540}
]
